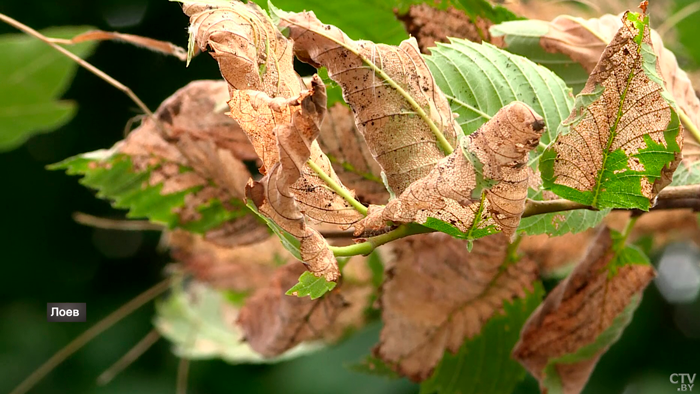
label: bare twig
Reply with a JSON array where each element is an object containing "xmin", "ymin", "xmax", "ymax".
[
  {"xmin": 9, "ymin": 279, "xmax": 171, "ymax": 394},
  {"xmin": 0, "ymin": 12, "xmax": 153, "ymax": 117},
  {"xmin": 97, "ymin": 329, "xmax": 162, "ymax": 385},
  {"xmin": 329, "ymin": 184, "xmax": 700, "ymax": 255},
  {"xmin": 53, "ymin": 30, "xmax": 187, "ymax": 61},
  {"xmin": 73, "ymin": 212, "xmax": 165, "ymax": 231}
]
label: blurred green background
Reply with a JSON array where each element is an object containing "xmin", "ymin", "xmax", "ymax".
[{"xmin": 0, "ymin": 0, "xmax": 699, "ymax": 393}]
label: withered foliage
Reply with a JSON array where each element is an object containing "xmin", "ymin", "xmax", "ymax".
[
  {"xmin": 377, "ymin": 233, "xmax": 538, "ymax": 380},
  {"xmin": 60, "ymin": 1, "xmax": 700, "ymax": 391},
  {"xmin": 513, "ymin": 227, "xmax": 655, "ymax": 394}
]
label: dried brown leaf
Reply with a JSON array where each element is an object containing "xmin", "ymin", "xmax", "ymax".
[
  {"xmin": 540, "ymin": 14, "xmax": 700, "ymax": 136},
  {"xmin": 541, "ymin": 12, "xmax": 683, "ymax": 210},
  {"xmin": 513, "ymin": 227, "xmax": 655, "ymax": 394},
  {"xmin": 355, "ymin": 102, "xmax": 544, "ymax": 240},
  {"xmin": 168, "ymin": 230, "xmax": 283, "ymax": 292},
  {"xmin": 396, "ymin": 4, "xmax": 493, "ymax": 53},
  {"xmin": 318, "ymin": 104, "xmax": 389, "ymax": 205},
  {"xmin": 237, "ymin": 263, "xmax": 347, "ymax": 357},
  {"xmin": 183, "ymin": 1, "xmax": 302, "ymax": 97},
  {"xmin": 278, "ymin": 9, "xmax": 460, "ymax": 195},
  {"xmin": 119, "ymin": 80, "xmax": 268, "ymax": 247},
  {"xmin": 376, "ymin": 232, "xmax": 538, "ymax": 381},
  {"xmin": 244, "ymin": 77, "xmax": 363, "ymax": 281}
]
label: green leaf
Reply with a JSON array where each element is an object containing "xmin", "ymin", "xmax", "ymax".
[
  {"xmin": 0, "ymin": 27, "xmax": 98, "ymax": 152},
  {"xmin": 420, "ymin": 282, "xmax": 544, "ymax": 394},
  {"xmin": 49, "ymin": 151, "xmax": 249, "ymax": 232},
  {"xmin": 517, "ymin": 189, "xmax": 610, "ymax": 236},
  {"xmin": 490, "ymin": 19, "xmax": 590, "ymax": 93},
  {"xmin": 424, "ymin": 38, "xmax": 573, "ymax": 146},
  {"xmin": 155, "ymin": 276, "xmax": 321, "ymax": 363},
  {"xmin": 286, "ymin": 271, "xmax": 337, "ymax": 299},
  {"xmin": 258, "ymin": 0, "xmax": 408, "ymax": 45},
  {"xmin": 674, "ymin": 0, "xmax": 700, "ymax": 68},
  {"xmin": 540, "ymin": 13, "xmax": 683, "ymax": 211}
]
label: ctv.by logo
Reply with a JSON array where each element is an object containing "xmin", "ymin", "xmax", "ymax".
[{"xmin": 671, "ymin": 373, "xmax": 696, "ymax": 391}]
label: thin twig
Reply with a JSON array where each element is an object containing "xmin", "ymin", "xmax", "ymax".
[
  {"xmin": 9, "ymin": 279, "xmax": 171, "ymax": 394},
  {"xmin": 0, "ymin": 12, "xmax": 153, "ymax": 117},
  {"xmin": 97, "ymin": 329, "xmax": 162, "ymax": 385},
  {"xmin": 73, "ymin": 212, "xmax": 164, "ymax": 231},
  {"xmin": 329, "ymin": 184, "xmax": 700, "ymax": 256},
  {"xmin": 176, "ymin": 358, "xmax": 190, "ymax": 394}
]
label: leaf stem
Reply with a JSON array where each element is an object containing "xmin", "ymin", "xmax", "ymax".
[
  {"xmin": 680, "ymin": 110, "xmax": 700, "ymax": 144},
  {"xmin": 307, "ymin": 159, "xmax": 368, "ymax": 215},
  {"xmin": 0, "ymin": 12, "xmax": 153, "ymax": 117},
  {"xmin": 329, "ymin": 223, "xmax": 433, "ymax": 256},
  {"xmin": 620, "ymin": 215, "xmax": 639, "ymax": 245}
]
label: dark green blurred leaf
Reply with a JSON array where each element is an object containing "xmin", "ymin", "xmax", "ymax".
[
  {"xmin": 256, "ymin": 0, "xmax": 408, "ymax": 45},
  {"xmin": 0, "ymin": 27, "xmax": 97, "ymax": 152},
  {"xmin": 420, "ymin": 282, "xmax": 544, "ymax": 394}
]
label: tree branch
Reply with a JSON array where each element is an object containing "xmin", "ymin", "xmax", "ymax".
[{"xmin": 327, "ymin": 184, "xmax": 700, "ymax": 256}]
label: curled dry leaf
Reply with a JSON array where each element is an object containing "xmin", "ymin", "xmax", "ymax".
[
  {"xmin": 541, "ymin": 12, "xmax": 683, "ymax": 211},
  {"xmin": 493, "ymin": 13, "xmax": 700, "ymax": 135},
  {"xmin": 317, "ymin": 104, "xmax": 389, "ymax": 205},
  {"xmin": 396, "ymin": 4, "xmax": 492, "ymax": 54},
  {"xmin": 355, "ymin": 102, "xmax": 544, "ymax": 241},
  {"xmin": 376, "ymin": 232, "xmax": 538, "ymax": 381},
  {"xmin": 513, "ymin": 227, "xmax": 655, "ymax": 394},
  {"xmin": 118, "ymin": 80, "xmax": 268, "ymax": 247},
  {"xmin": 276, "ymin": 7, "xmax": 460, "ymax": 195},
  {"xmin": 237, "ymin": 263, "xmax": 347, "ymax": 357},
  {"xmin": 168, "ymin": 230, "xmax": 286, "ymax": 292},
  {"xmin": 244, "ymin": 77, "xmax": 363, "ymax": 281},
  {"xmin": 183, "ymin": 0, "xmax": 301, "ymax": 97}
]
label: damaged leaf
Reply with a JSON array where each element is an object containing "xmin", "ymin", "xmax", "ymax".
[
  {"xmin": 155, "ymin": 275, "xmax": 321, "ymax": 363},
  {"xmin": 275, "ymin": 5, "xmax": 460, "ymax": 195},
  {"xmin": 424, "ymin": 37, "xmax": 573, "ymax": 147},
  {"xmin": 242, "ymin": 76, "xmax": 363, "ymax": 281},
  {"xmin": 491, "ymin": 13, "xmax": 700, "ymax": 132},
  {"xmin": 513, "ymin": 226, "xmax": 655, "ymax": 394},
  {"xmin": 375, "ymin": 232, "xmax": 539, "ymax": 381},
  {"xmin": 237, "ymin": 263, "xmax": 347, "ymax": 357},
  {"xmin": 355, "ymin": 102, "xmax": 544, "ymax": 241},
  {"xmin": 52, "ymin": 80, "xmax": 268, "ymax": 247},
  {"xmin": 168, "ymin": 230, "xmax": 285, "ymax": 292},
  {"xmin": 420, "ymin": 283, "xmax": 544, "ymax": 394},
  {"xmin": 540, "ymin": 12, "xmax": 683, "ymax": 211},
  {"xmin": 183, "ymin": 0, "xmax": 302, "ymax": 97},
  {"xmin": 317, "ymin": 104, "xmax": 389, "ymax": 205}
]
